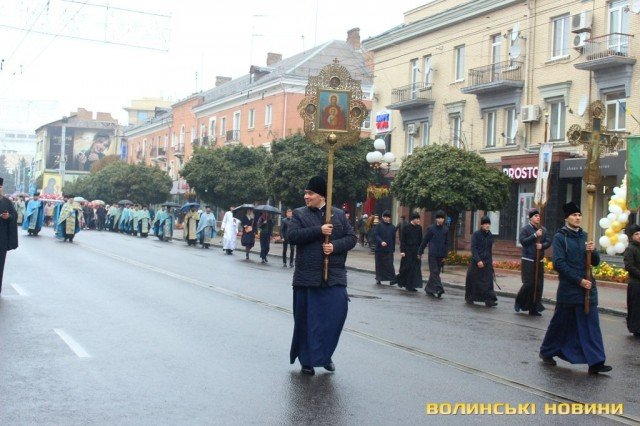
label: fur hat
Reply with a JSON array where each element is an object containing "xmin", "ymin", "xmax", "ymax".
[
  {"xmin": 563, "ymin": 201, "xmax": 581, "ymax": 218},
  {"xmin": 305, "ymin": 175, "xmax": 327, "ymax": 198},
  {"xmin": 528, "ymin": 208, "xmax": 540, "ymax": 219},
  {"xmin": 480, "ymin": 216, "xmax": 491, "ymax": 225}
]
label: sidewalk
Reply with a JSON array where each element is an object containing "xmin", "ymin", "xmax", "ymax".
[
  {"xmin": 175, "ymin": 229, "xmax": 628, "ymax": 317},
  {"xmin": 344, "ymin": 243, "xmax": 628, "ymax": 317}
]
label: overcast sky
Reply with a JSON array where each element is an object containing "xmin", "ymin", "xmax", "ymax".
[{"xmin": 0, "ymin": 0, "xmax": 424, "ymax": 129}]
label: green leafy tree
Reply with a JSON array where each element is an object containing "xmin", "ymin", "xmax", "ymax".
[
  {"xmin": 391, "ymin": 144, "xmax": 511, "ymax": 249},
  {"xmin": 264, "ymin": 134, "xmax": 374, "ymax": 209},
  {"xmin": 64, "ymin": 161, "xmax": 171, "ymax": 203},
  {"xmin": 181, "ymin": 145, "xmax": 269, "ymax": 208}
]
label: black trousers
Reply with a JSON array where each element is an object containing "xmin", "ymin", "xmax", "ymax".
[{"xmin": 283, "ymin": 242, "xmax": 295, "ymax": 264}]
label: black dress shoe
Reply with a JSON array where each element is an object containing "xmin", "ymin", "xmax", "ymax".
[
  {"xmin": 436, "ymin": 290, "xmax": 443, "ymax": 298},
  {"xmin": 389, "ymin": 280, "xmax": 397, "ymax": 286},
  {"xmin": 529, "ymin": 311, "xmax": 542, "ymax": 316},
  {"xmin": 588, "ymin": 363, "xmax": 612, "ymax": 374},
  {"xmin": 407, "ymin": 288, "xmax": 418, "ymax": 292},
  {"xmin": 375, "ymin": 280, "xmax": 382, "ymax": 285},
  {"xmin": 301, "ymin": 366, "xmax": 315, "ymax": 375},
  {"xmin": 539, "ymin": 353, "xmax": 557, "ymax": 366},
  {"xmin": 485, "ymin": 301, "xmax": 498, "ymax": 307},
  {"xmin": 323, "ymin": 362, "xmax": 335, "ymax": 372},
  {"xmin": 425, "ymin": 292, "xmax": 436, "ymax": 298}
]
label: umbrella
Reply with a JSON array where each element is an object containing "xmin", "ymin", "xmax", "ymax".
[
  {"xmin": 118, "ymin": 199, "xmax": 133, "ymax": 205},
  {"xmin": 73, "ymin": 196, "xmax": 87, "ymax": 202},
  {"xmin": 254, "ymin": 204, "xmax": 283, "ymax": 215},
  {"xmin": 161, "ymin": 201, "xmax": 181, "ymax": 208},
  {"xmin": 180, "ymin": 202, "xmax": 200, "ymax": 212},
  {"xmin": 232, "ymin": 203, "xmax": 255, "ymax": 212},
  {"xmin": 92, "ymin": 199, "xmax": 105, "ymax": 205}
]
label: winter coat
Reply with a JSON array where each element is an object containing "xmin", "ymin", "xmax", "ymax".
[
  {"xmin": 470, "ymin": 229, "xmax": 494, "ymax": 265},
  {"xmin": 419, "ymin": 224, "xmax": 449, "ymax": 258},
  {"xmin": 519, "ymin": 223, "xmax": 552, "ymax": 260},
  {"xmin": 624, "ymin": 240, "xmax": 640, "ymax": 286},
  {"xmin": 287, "ymin": 205, "xmax": 356, "ymax": 287},
  {"xmin": 552, "ymin": 226, "xmax": 600, "ymax": 305}
]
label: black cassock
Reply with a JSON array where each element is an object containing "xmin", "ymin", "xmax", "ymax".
[
  {"xmin": 397, "ymin": 223, "xmax": 423, "ymax": 290},
  {"xmin": 465, "ymin": 229, "xmax": 497, "ymax": 303},
  {"xmin": 0, "ymin": 196, "xmax": 19, "ymax": 293}
]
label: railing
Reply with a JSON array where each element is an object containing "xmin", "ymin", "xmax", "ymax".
[
  {"xmin": 390, "ymin": 82, "xmax": 433, "ymax": 104},
  {"xmin": 467, "ymin": 60, "xmax": 523, "ymax": 87},
  {"xmin": 226, "ymin": 130, "xmax": 240, "ymax": 141},
  {"xmin": 583, "ymin": 33, "xmax": 633, "ymax": 61},
  {"xmin": 150, "ymin": 147, "xmax": 167, "ymax": 158},
  {"xmin": 173, "ymin": 143, "xmax": 184, "ymax": 155}
]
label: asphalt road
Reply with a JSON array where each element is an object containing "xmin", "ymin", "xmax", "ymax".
[{"xmin": 1, "ymin": 228, "xmax": 639, "ymax": 425}]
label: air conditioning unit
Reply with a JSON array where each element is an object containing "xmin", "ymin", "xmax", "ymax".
[
  {"xmin": 571, "ymin": 11, "xmax": 592, "ymax": 33},
  {"xmin": 521, "ymin": 105, "xmax": 541, "ymax": 123},
  {"xmin": 407, "ymin": 123, "xmax": 419, "ymax": 135},
  {"xmin": 573, "ymin": 32, "xmax": 589, "ymax": 50}
]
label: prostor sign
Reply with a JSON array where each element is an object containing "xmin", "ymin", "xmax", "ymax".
[{"xmin": 503, "ymin": 166, "xmax": 538, "ymax": 181}]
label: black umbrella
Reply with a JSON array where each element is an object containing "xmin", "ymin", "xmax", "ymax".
[
  {"xmin": 254, "ymin": 204, "xmax": 283, "ymax": 215},
  {"xmin": 118, "ymin": 199, "xmax": 133, "ymax": 205},
  {"xmin": 180, "ymin": 202, "xmax": 201, "ymax": 213},
  {"xmin": 162, "ymin": 201, "xmax": 181, "ymax": 208}
]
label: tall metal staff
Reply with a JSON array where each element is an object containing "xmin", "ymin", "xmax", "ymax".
[
  {"xmin": 532, "ymin": 142, "xmax": 554, "ymax": 308},
  {"xmin": 567, "ymin": 101, "xmax": 622, "ymax": 314},
  {"xmin": 298, "ymin": 59, "xmax": 369, "ymax": 280}
]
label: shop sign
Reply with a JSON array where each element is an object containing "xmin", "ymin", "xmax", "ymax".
[{"xmin": 503, "ymin": 166, "xmax": 538, "ymax": 180}]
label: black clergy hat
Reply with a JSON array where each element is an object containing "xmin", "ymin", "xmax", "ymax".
[
  {"xmin": 0, "ymin": 177, "xmax": 3, "ymax": 185},
  {"xmin": 410, "ymin": 211, "xmax": 420, "ymax": 220},
  {"xmin": 528, "ymin": 208, "xmax": 540, "ymax": 218},
  {"xmin": 480, "ymin": 216, "xmax": 491, "ymax": 225},
  {"xmin": 563, "ymin": 202, "xmax": 581, "ymax": 218},
  {"xmin": 626, "ymin": 224, "xmax": 640, "ymax": 237},
  {"xmin": 435, "ymin": 210, "xmax": 446, "ymax": 219},
  {"xmin": 382, "ymin": 210, "xmax": 391, "ymax": 218},
  {"xmin": 305, "ymin": 175, "xmax": 327, "ymax": 198}
]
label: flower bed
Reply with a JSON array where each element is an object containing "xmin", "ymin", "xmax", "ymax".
[{"xmin": 445, "ymin": 252, "xmax": 628, "ymax": 283}]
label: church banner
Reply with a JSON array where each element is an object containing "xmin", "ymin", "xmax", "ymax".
[
  {"xmin": 627, "ymin": 136, "xmax": 640, "ymax": 212},
  {"xmin": 534, "ymin": 143, "xmax": 553, "ymax": 207}
]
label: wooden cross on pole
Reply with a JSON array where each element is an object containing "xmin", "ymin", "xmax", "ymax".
[{"xmin": 566, "ymin": 100, "xmax": 622, "ymax": 313}]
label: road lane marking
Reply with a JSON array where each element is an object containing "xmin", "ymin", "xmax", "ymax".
[
  {"xmin": 10, "ymin": 283, "xmax": 28, "ymax": 296},
  {"xmin": 53, "ymin": 329, "xmax": 91, "ymax": 358},
  {"xmin": 83, "ymin": 244, "xmax": 639, "ymax": 425}
]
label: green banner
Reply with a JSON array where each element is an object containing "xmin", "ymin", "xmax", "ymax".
[{"xmin": 628, "ymin": 136, "xmax": 640, "ymax": 212}]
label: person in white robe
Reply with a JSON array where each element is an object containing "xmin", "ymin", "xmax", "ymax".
[{"xmin": 221, "ymin": 206, "xmax": 238, "ymax": 255}]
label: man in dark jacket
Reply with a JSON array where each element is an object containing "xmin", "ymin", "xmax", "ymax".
[
  {"xmin": 0, "ymin": 177, "xmax": 18, "ymax": 294},
  {"xmin": 287, "ymin": 175, "xmax": 357, "ymax": 376},
  {"xmin": 465, "ymin": 216, "xmax": 498, "ymax": 307},
  {"xmin": 280, "ymin": 208, "xmax": 295, "ymax": 267},
  {"xmin": 373, "ymin": 210, "xmax": 396, "ymax": 285},
  {"xmin": 419, "ymin": 210, "xmax": 449, "ymax": 298},
  {"xmin": 539, "ymin": 202, "xmax": 611, "ymax": 374},
  {"xmin": 623, "ymin": 224, "xmax": 640, "ymax": 337},
  {"xmin": 515, "ymin": 208, "xmax": 552, "ymax": 316}
]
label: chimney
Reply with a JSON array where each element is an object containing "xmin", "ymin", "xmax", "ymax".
[
  {"xmin": 266, "ymin": 52, "xmax": 282, "ymax": 66},
  {"xmin": 215, "ymin": 76, "xmax": 232, "ymax": 87},
  {"xmin": 346, "ymin": 28, "xmax": 361, "ymax": 50}
]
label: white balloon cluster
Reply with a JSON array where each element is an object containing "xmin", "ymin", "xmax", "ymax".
[{"xmin": 598, "ymin": 176, "xmax": 630, "ymax": 255}]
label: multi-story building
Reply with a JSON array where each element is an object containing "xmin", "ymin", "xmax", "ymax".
[
  {"xmin": 124, "ymin": 29, "xmax": 373, "ymax": 198},
  {"xmin": 123, "ymin": 98, "xmax": 172, "ymax": 126},
  {"xmin": 33, "ymin": 108, "xmax": 121, "ymax": 194},
  {"xmin": 363, "ymin": 0, "xmax": 636, "ymax": 255}
]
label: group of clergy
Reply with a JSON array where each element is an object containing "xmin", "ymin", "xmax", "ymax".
[{"xmin": 15, "ymin": 193, "xmax": 82, "ymax": 243}]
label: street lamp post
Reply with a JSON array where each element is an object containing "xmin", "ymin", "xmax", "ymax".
[{"xmin": 366, "ymin": 138, "xmax": 395, "ymax": 215}]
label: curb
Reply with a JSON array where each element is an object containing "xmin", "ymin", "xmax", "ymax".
[{"xmin": 346, "ymin": 265, "xmax": 627, "ymax": 318}]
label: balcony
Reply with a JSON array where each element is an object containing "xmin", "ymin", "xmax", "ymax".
[
  {"xmin": 224, "ymin": 130, "xmax": 241, "ymax": 145},
  {"xmin": 150, "ymin": 147, "xmax": 167, "ymax": 162},
  {"xmin": 386, "ymin": 82, "xmax": 434, "ymax": 111},
  {"xmin": 574, "ymin": 33, "xmax": 635, "ymax": 71},
  {"xmin": 173, "ymin": 143, "xmax": 185, "ymax": 157},
  {"xmin": 461, "ymin": 60, "xmax": 524, "ymax": 95}
]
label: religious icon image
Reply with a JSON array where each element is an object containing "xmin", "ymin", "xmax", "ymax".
[{"xmin": 318, "ymin": 90, "xmax": 349, "ymax": 132}]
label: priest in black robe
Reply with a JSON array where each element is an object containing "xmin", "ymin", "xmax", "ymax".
[
  {"xmin": 465, "ymin": 216, "xmax": 498, "ymax": 307},
  {"xmin": 373, "ymin": 210, "xmax": 397, "ymax": 285},
  {"xmin": 396, "ymin": 212, "xmax": 423, "ymax": 292},
  {"xmin": 0, "ymin": 177, "xmax": 19, "ymax": 294}
]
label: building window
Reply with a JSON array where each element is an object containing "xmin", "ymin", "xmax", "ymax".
[
  {"xmin": 180, "ymin": 125, "xmax": 185, "ymax": 145},
  {"xmin": 505, "ymin": 108, "xmax": 517, "ymax": 145},
  {"xmin": 609, "ymin": 1, "xmax": 629, "ymax": 53},
  {"xmin": 410, "ymin": 58, "xmax": 419, "ymax": 98},
  {"xmin": 551, "ymin": 14, "xmax": 569, "ymax": 58},
  {"xmin": 485, "ymin": 111, "xmax": 497, "ymax": 147},
  {"xmin": 423, "ymin": 55, "xmax": 432, "ymax": 87},
  {"xmin": 454, "ymin": 45, "xmax": 465, "ymax": 81},
  {"xmin": 548, "ymin": 98, "xmax": 566, "ymax": 141},
  {"xmin": 421, "ymin": 121, "xmax": 430, "ymax": 147},
  {"xmin": 248, "ymin": 109, "xmax": 255, "ymax": 129},
  {"xmin": 362, "ymin": 113, "xmax": 371, "ymax": 130},
  {"xmin": 491, "ymin": 34, "xmax": 502, "ymax": 64},
  {"xmin": 209, "ymin": 118, "xmax": 216, "ymax": 137},
  {"xmin": 451, "ymin": 114, "xmax": 462, "ymax": 148},
  {"xmin": 606, "ymin": 91, "xmax": 626, "ymax": 130},
  {"xmin": 200, "ymin": 124, "xmax": 206, "ymax": 139},
  {"xmin": 265, "ymin": 105, "xmax": 273, "ymax": 126},
  {"xmin": 233, "ymin": 111, "xmax": 241, "ymax": 131},
  {"xmin": 407, "ymin": 133, "xmax": 415, "ymax": 155},
  {"xmin": 220, "ymin": 117, "xmax": 227, "ymax": 136},
  {"xmin": 137, "ymin": 111, "xmax": 148, "ymax": 122}
]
